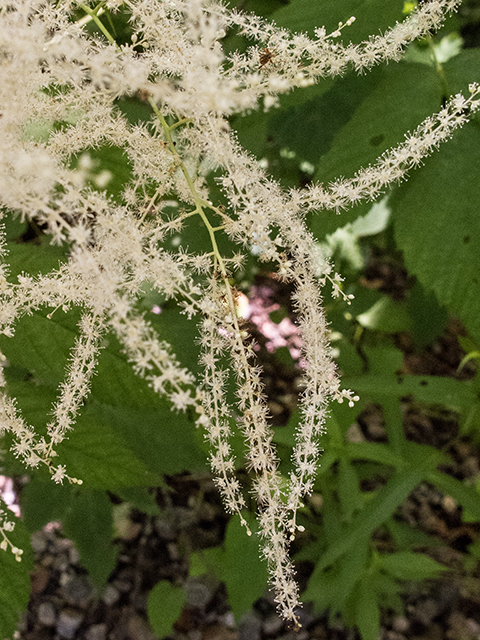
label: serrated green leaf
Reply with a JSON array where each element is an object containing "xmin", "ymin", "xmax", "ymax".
[
  {"xmin": 392, "ymin": 123, "xmax": 480, "ymax": 345},
  {"xmin": 6, "ymin": 238, "xmax": 69, "ymax": 282},
  {"xmin": 147, "ymin": 580, "xmax": 186, "ymax": 638},
  {"xmin": 309, "ymin": 62, "xmax": 442, "ymax": 237},
  {"xmin": 20, "ymin": 479, "xmax": 73, "ymax": 532},
  {"xmin": 313, "ymin": 64, "xmax": 441, "ymax": 181},
  {"xmin": 223, "ymin": 515, "xmax": 268, "ymax": 621},
  {"xmin": 407, "ymin": 280, "xmax": 448, "ymax": 349},
  {"xmin": 0, "ymin": 306, "xmax": 207, "ymax": 490},
  {"xmin": 62, "ymin": 488, "xmax": 117, "ymax": 585},
  {"xmin": 386, "ymin": 518, "xmax": 442, "ymax": 550},
  {"xmin": 0, "ymin": 502, "xmax": 33, "ymax": 640},
  {"xmin": 57, "ymin": 406, "xmax": 162, "ymax": 488},
  {"xmin": 379, "ymin": 551, "xmax": 447, "ymax": 580}
]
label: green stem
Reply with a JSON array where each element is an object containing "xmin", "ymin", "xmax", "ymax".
[
  {"xmin": 148, "ymin": 97, "xmax": 228, "ymax": 275},
  {"xmin": 79, "ymin": 3, "xmax": 116, "ymax": 46}
]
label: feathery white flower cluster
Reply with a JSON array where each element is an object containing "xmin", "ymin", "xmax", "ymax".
[{"xmin": 0, "ymin": 0, "xmax": 478, "ymax": 625}]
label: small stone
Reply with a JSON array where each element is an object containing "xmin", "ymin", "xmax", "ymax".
[
  {"xmin": 185, "ymin": 578, "xmax": 212, "ymax": 609},
  {"xmin": 442, "ymin": 494, "xmax": 457, "ymax": 514},
  {"xmin": 61, "ymin": 575, "xmax": 94, "ymax": 608},
  {"xmin": 392, "ymin": 616, "xmax": 409, "ymax": 633},
  {"xmin": 127, "ymin": 613, "xmax": 158, "ymax": 640},
  {"xmin": 102, "ymin": 584, "xmax": 120, "ymax": 606},
  {"xmin": 38, "ymin": 602, "xmax": 56, "ymax": 627},
  {"xmin": 85, "ymin": 623, "xmax": 107, "ymax": 640},
  {"xmin": 263, "ymin": 613, "xmax": 283, "ymax": 636},
  {"xmin": 30, "ymin": 531, "xmax": 48, "ymax": 554},
  {"xmin": 238, "ymin": 612, "xmax": 262, "ymax": 640},
  {"xmin": 56, "ymin": 608, "xmax": 83, "ymax": 639},
  {"xmin": 30, "ymin": 566, "xmax": 50, "ymax": 594},
  {"xmin": 69, "ymin": 546, "xmax": 81, "ymax": 565},
  {"xmin": 268, "ymin": 400, "xmax": 283, "ymax": 415},
  {"xmin": 153, "ymin": 519, "xmax": 176, "ymax": 541},
  {"xmin": 415, "ymin": 598, "xmax": 440, "ymax": 626},
  {"xmin": 346, "ymin": 423, "xmax": 365, "ymax": 443}
]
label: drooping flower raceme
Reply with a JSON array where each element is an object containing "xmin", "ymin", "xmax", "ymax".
[{"xmin": 0, "ymin": 0, "xmax": 478, "ymax": 625}]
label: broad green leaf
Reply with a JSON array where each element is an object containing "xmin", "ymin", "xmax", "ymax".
[
  {"xmin": 301, "ymin": 566, "xmax": 339, "ymax": 614},
  {"xmin": 6, "ymin": 238, "xmax": 69, "ymax": 282},
  {"xmin": 20, "ymin": 479, "xmax": 74, "ymax": 532},
  {"xmin": 363, "ymin": 346, "xmax": 404, "ymax": 378},
  {"xmin": 113, "ymin": 487, "xmax": 161, "ymax": 516},
  {"xmin": 1, "ymin": 312, "xmax": 76, "ymax": 387},
  {"xmin": 147, "ymin": 580, "xmax": 186, "ymax": 638},
  {"xmin": 392, "ymin": 121, "xmax": 480, "ymax": 344},
  {"xmin": 223, "ymin": 515, "xmax": 269, "ymax": 621},
  {"xmin": 310, "ymin": 62, "xmax": 442, "ymax": 237},
  {"xmin": 379, "ymin": 551, "xmax": 447, "ymax": 581},
  {"xmin": 81, "ymin": 401, "xmax": 206, "ymax": 481},
  {"xmin": 71, "ymin": 145, "xmax": 133, "ymax": 202},
  {"xmin": 57, "ymin": 406, "xmax": 162, "ymax": 488},
  {"xmin": 0, "ymin": 502, "xmax": 33, "ymax": 640},
  {"xmin": 346, "ymin": 374, "xmax": 478, "ymax": 413},
  {"xmin": 272, "ymin": 0, "xmax": 405, "ymax": 42},
  {"xmin": 62, "ymin": 488, "xmax": 117, "ymax": 585},
  {"xmin": 407, "ymin": 280, "xmax": 448, "ymax": 349},
  {"xmin": 1, "ymin": 306, "xmax": 207, "ymax": 490}
]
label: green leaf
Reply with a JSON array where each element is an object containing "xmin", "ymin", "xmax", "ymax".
[
  {"xmin": 343, "ymin": 442, "xmax": 404, "ymax": 468},
  {"xmin": 378, "ymin": 551, "xmax": 447, "ymax": 581},
  {"xmin": 223, "ymin": 515, "xmax": 269, "ymax": 621},
  {"xmin": 392, "ymin": 121, "xmax": 480, "ymax": 345},
  {"xmin": 1, "ymin": 307, "xmax": 207, "ymax": 490},
  {"xmin": 272, "ymin": 0, "xmax": 405, "ymax": 42},
  {"xmin": 147, "ymin": 580, "xmax": 186, "ymax": 638},
  {"xmin": 62, "ymin": 488, "xmax": 117, "ymax": 585},
  {"xmin": 407, "ymin": 280, "xmax": 448, "ymax": 349},
  {"xmin": 20, "ymin": 479, "xmax": 74, "ymax": 532},
  {"xmin": 113, "ymin": 487, "xmax": 161, "ymax": 516},
  {"xmin": 317, "ymin": 464, "xmax": 434, "ymax": 572},
  {"xmin": 357, "ymin": 296, "xmax": 412, "ymax": 334},
  {"xmin": 0, "ymin": 502, "xmax": 33, "ymax": 640},
  {"xmin": 354, "ymin": 576, "xmax": 381, "ymax": 640},
  {"xmin": 56, "ymin": 406, "xmax": 162, "ymax": 489},
  {"xmin": 6, "ymin": 238, "xmax": 69, "ymax": 286},
  {"xmin": 386, "ymin": 518, "xmax": 442, "ymax": 550},
  {"xmin": 338, "ymin": 456, "xmax": 361, "ymax": 520},
  {"xmin": 346, "ymin": 374, "xmax": 478, "ymax": 413},
  {"xmin": 310, "ymin": 62, "xmax": 442, "ymax": 237}
]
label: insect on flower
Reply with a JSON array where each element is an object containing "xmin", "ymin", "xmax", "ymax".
[{"xmin": 259, "ymin": 47, "xmax": 276, "ymax": 67}]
